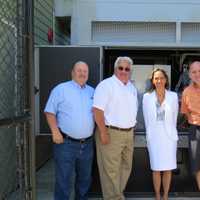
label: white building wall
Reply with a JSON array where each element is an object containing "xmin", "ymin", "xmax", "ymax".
[{"xmin": 69, "ymin": 0, "xmax": 200, "ymax": 46}]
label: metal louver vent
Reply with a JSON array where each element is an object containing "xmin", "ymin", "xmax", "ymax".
[
  {"xmin": 92, "ymin": 21, "xmax": 176, "ymax": 43},
  {"xmin": 181, "ymin": 23, "xmax": 200, "ymax": 43}
]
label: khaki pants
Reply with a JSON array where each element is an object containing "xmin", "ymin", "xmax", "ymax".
[{"xmin": 95, "ymin": 128, "xmax": 134, "ymax": 200}]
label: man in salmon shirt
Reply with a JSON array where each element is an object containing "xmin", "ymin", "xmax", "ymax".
[{"xmin": 181, "ymin": 61, "xmax": 200, "ymax": 190}]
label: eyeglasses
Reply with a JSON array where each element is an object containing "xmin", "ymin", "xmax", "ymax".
[{"xmin": 118, "ymin": 66, "xmax": 131, "ymax": 72}]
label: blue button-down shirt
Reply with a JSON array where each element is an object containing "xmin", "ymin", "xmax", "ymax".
[{"xmin": 44, "ymin": 80, "xmax": 94, "ymax": 139}]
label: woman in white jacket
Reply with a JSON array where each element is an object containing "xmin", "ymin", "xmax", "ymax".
[{"xmin": 142, "ymin": 68, "xmax": 178, "ymax": 200}]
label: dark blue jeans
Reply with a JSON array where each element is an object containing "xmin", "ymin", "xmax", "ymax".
[{"xmin": 53, "ymin": 138, "xmax": 93, "ymax": 200}]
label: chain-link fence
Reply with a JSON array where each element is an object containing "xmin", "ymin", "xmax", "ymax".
[{"xmin": 0, "ymin": 0, "xmax": 35, "ymax": 199}]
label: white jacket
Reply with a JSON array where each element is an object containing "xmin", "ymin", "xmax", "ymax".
[{"xmin": 142, "ymin": 90, "xmax": 179, "ymax": 141}]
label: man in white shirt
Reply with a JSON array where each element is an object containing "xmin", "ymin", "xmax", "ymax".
[{"xmin": 93, "ymin": 57, "xmax": 138, "ymax": 200}]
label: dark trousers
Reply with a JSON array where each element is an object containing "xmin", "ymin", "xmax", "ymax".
[
  {"xmin": 53, "ymin": 138, "xmax": 93, "ymax": 200},
  {"xmin": 189, "ymin": 124, "xmax": 200, "ymax": 174}
]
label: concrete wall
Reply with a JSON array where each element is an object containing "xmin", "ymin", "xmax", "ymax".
[{"xmin": 70, "ymin": 0, "xmax": 200, "ymax": 46}]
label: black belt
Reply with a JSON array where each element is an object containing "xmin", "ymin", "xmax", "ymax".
[
  {"xmin": 106, "ymin": 125, "xmax": 133, "ymax": 132},
  {"xmin": 190, "ymin": 124, "xmax": 200, "ymax": 128},
  {"xmin": 59, "ymin": 129, "xmax": 93, "ymax": 143}
]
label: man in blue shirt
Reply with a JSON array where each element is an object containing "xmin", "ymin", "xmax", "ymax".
[{"xmin": 44, "ymin": 61, "xmax": 94, "ymax": 200}]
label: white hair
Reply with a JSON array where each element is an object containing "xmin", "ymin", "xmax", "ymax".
[
  {"xmin": 114, "ymin": 56, "xmax": 133, "ymax": 69},
  {"xmin": 189, "ymin": 61, "xmax": 200, "ymax": 71}
]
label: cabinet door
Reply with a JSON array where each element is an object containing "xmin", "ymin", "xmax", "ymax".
[{"xmin": 36, "ymin": 46, "xmax": 102, "ymax": 133}]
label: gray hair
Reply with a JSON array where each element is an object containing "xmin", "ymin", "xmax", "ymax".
[
  {"xmin": 114, "ymin": 56, "xmax": 133, "ymax": 69},
  {"xmin": 72, "ymin": 61, "xmax": 88, "ymax": 70}
]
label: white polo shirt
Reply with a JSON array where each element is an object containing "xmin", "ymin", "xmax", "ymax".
[{"xmin": 93, "ymin": 75, "xmax": 138, "ymax": 128}]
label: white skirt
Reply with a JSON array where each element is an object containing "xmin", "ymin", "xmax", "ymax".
[{"xmin": 147, "ymin": 123, "xmax": 177, "ymax": 171}]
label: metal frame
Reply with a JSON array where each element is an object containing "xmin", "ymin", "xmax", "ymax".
[{"xmin": 0, "ymin": 0, "xmax": 36, "ymax": 199}]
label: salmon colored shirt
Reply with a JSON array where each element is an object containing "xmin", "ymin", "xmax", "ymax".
[{"xmin": 181, "ymin": 84, "xmax": 200, "ymax": 125}]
